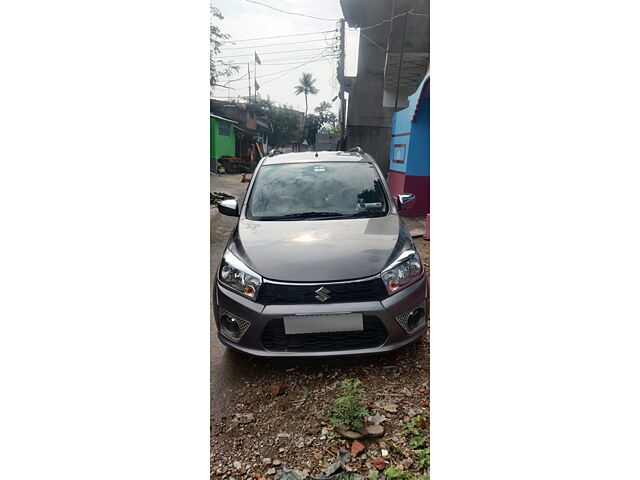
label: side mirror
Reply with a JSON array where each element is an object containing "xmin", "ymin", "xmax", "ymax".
[
  {"xmin": 397, "ymin": 193, "xmax": 416, "ymax": 211},
  {"xmin": 218, "ymin": 199, "xmax": 239, "ymax": 217}
]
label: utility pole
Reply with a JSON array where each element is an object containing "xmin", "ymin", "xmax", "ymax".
[
  {"xmin": 247, "ymin": 63, "xmax": 251, "ymax": 103},
  {"xmin": 338, "ymin": 18, "xmax": 346, "ymax": 151}
]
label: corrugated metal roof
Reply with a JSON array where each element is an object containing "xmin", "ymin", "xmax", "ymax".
[{"xmin": 210, "ymin": 113, "xmax": 238, "ymax": 124}]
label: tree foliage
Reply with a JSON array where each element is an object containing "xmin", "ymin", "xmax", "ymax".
[
  {"xmin": 314, "ymin": 101, "xmax": 338, "ymax": 132},
  {"xmin": 210, "ymin": 7, "xmax": 239, "ymax": 88},
  {"xmin": 293, "ymin": 72, "xmax": 319, "ymax": 98},
  {"xmin": 251, "ymin": 96, "xmax": 276, "ymax": 118},
  {"xmin": 304, "ymin": 102, "xmax": 339, "ymax": 145},
  {"xmin": 249, "ymin": 96, "xmax": 303, "ymax": 147},
  {"xmin": 293, "ymin": 72, "xmax": 319, "ymax": 119},
  {"xmin": 271, "ymin": 105, "xmax": 303, "ymax": 147}
]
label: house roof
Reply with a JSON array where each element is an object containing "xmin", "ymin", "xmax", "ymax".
[
  {"xmin": 256, "ymin": 118, "xmax": 272, "ymax": 131},
  {"xmin": 210, "ymin": 113, "xmax": 238, "ymax": 124}
]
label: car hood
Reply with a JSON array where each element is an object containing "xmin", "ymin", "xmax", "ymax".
[{"xmin": 230, "ymin": 214, "xmax": 410, "ymax": 282}]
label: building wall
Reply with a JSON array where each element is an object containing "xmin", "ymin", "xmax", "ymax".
[
  {"xmin": 388, "ymin": 77, "xmax": 429, "ymax": 216},
  {"xmin": 407, "ymin": 97, "xmax": 429, "ymax": 178},
  {"xmin": 348, "ymin": 125, "xmax": 392, "ymax": 173},
  {"xmin": 315, "ymin": 133, "xmax": 340, "ymax": 151},
  {"xmin": 341, "ymin": 0, "xmax": 428, "ymax": 177},
  {"xmin": 389, "ymin": 80, "xmax": 429, "ymax": 176},
  {"xmin": 343, "ymin": 20, "xmax": 394, "ymax": 175},
  {"xmin": 210, "ymin": 117, "xmax": 236, "ymax": 159}
]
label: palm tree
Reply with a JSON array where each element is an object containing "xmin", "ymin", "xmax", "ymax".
[{"xmin": 294, "ymin": 72, "xmax": 319, "ymax": 124}]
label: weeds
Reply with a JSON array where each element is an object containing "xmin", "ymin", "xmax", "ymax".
[
  {"xmin": 383, "ymin": 467, "xmax": 410, "ymax": 479},
  {"xmin": 405, "ymin": 414, "xmax": 429, "ymax": 473},
  {"xmin": 405, "ymin": 415, "xmax": 428, "ymax": 449},
  {"xmin": 415, "ymin": 448, "xmax": 430, "ymax": 470},
  {"xmin": 383, "ymin": 467, "xmax": 429, "ymax": 480},
  {"xmin": 325, "ymin": 379, "xmax": 371, "ymax": 431}
]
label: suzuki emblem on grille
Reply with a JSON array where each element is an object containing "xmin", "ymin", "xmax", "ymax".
[{"xmin": 314, "ymin": 287, "xmax": 331, "ymax": 303}]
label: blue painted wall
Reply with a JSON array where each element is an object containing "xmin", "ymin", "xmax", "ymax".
[
  {"xmin": 389, "ymin": 75, "xmax": 429, "ymax": 177},
  {"xmin": 407, "ymin": 96, "xmax": 429, "ymax": 177}
]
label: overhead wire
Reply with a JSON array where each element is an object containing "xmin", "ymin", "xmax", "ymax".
[
  {"xmin": 261, "ymin": 52, "xmax": 330, "ymax": 85},
  {"xmin": 221, "ymin": 37, "xmax": 338, "ymax": 51},
  {"xmin": 220, "ymin": 29, "xmax": 336, "ymax": 43},
  {"xmin": 222, "ymin": 55, "xmax": 336, "ymax": 84},
  {"xmin": 258, "ymin": 55, "xmax": 338, "ymax": 65},
  {"xmin": 212, "ymin": 83, "xmax": 241, "ymax": 90},
  {"xmin": 219, "ymin": 51, "xmax": 339, "ymax": 67},
  {"xmin": 217, "ymin": 39, "xmax": 338, "ymax": 87},
  {"xmin": 216, "ymin": 46, "xmax": 337, "ymax": 59},
  {"xmin": 356, "ymin": 29, "xmax": 387, "ymax": 52},
  {"xmin": 346, "ymin": 10, "xmax": 428, "ymax": 52},
  {"xmin": 358, "ymin": 9, "xmax": 415, "ymax": 31},
  {"xmin": 254, "ymin": 52, "xmax": 338, "ymax": 63},
  {"xmin": 212, "ymin": 6, "xmax": 345, "ymax": 103},
  {"xmin": 243, "ymin": 0, "xmax": 340, "ymax": 22},
  {"xmin": 217, "ymin": 30, "xmax": 339, "ymax": 86},
  {"xmin": 222, "ymin": 71, "xmax": 249, "ymax": 83},
  {"xmin": 215, "ymin": 52, "xmax": 330, "ymax": 93}
]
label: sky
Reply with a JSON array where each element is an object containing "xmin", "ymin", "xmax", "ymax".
[{"xmin": 212, "ymin": 0, "xmax": 359, "ymax": 115}]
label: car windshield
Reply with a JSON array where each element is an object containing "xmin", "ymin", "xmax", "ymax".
[{"xmin": 247, "ymin": 162, "xmax": 389, "ymax": 221}]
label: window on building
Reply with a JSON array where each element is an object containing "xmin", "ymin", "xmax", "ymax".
[
  {"xmin": 218, "ymin": 121, "xmax": 231, "ymax": 137},
  {"xmin": 393, "ymin": 144, "xmax": 406, "ymax": 164}
]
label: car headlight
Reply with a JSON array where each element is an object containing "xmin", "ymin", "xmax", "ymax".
[
  {"xmin": 381, "ymin": 249, "xmax": 423, "ymax": 295},
  {"xmin": 218, "ymin": 250, "xmax": 262, "ymax": 300}
]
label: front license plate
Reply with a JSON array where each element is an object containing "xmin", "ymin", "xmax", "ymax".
[{"xmin": 283, "ymin": 313, "xmax": 364, "ymax": 335}]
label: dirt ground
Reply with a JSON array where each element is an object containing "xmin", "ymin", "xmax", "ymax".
[{"xmin": 211, "ymin": 173, "xmax": 430, "ymax": 478}]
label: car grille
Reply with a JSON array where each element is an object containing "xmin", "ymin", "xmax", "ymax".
[
  {"xmin": 257, "ymin": 278, "xmax": 388, "ymax": 305},
  {"xmin": 261, "ymin": 316, "xmax": 388, "ymax": 352}
]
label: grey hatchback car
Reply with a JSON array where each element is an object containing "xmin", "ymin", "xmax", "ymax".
[{"xmin": 214, "ymin": 149, "xmax": 428, "ymax": 357}]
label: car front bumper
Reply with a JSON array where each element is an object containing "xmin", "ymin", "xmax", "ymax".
[{"xmin": 213, "ymin": 275, "xmax": 429, "ymax": 357}]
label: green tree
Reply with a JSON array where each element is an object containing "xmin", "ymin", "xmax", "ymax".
[
  {"xmin": 314, "ymin": 101, "xmax": 338, "ymax": 132},
  {"xmin": 210, "ymin": 7, "xmax": 238, "ymax": 89},
  {"xmin": 251, "ymin": 96, "xmax": 276, "ymax": 118},
  {"xmin": 239, "ymin": 95, "xmax": 302, "ymax": 147},
  {"xmin": 271, "ymin": 105, "xmax": 303, "ymax": 147},
  {"xmin": 293, "ymin": 72, "xmax": 319, "ymax": 124}
]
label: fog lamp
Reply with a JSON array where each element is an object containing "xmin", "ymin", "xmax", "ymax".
[
  {"xmin": 221, "ymin": 314, "xmax": 241, "ymax": 337},
  {"xmin": 395, "ymin": 301, "xmax": 427, "ymax": 334},
  {"xmin": 218, "ymin": 309, "xmax": 251, "ymax": 342},
  {"xmin": 407, "ymin": 307, "xmax": 425, "ymax": 331}
]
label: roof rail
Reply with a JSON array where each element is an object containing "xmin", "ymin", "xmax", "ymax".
[
  {"xmin": 348, "ymin": 147, "xmax": 364, "ymax": 154},
  {"xmin": 268, "ymin": 149, "xmax": 283, "ymax": 157}
]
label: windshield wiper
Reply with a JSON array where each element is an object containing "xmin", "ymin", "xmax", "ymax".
[
  {"xmin": 258, "ymin": 211, "xmax": 346, "ymax": 220},
  {"xmin": 346, "ymin": 210, "xmax": 386, "ymax": 218}
]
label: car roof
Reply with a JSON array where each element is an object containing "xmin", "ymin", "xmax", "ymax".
[{"xmin": 260, "ymin": 150, "xmax": 375, "ymax": 166}]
